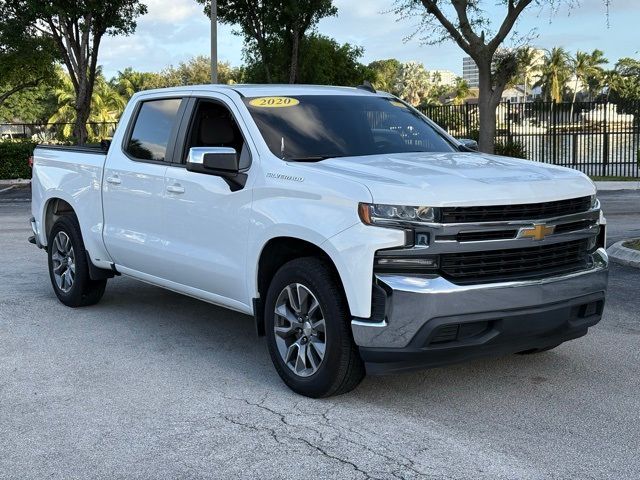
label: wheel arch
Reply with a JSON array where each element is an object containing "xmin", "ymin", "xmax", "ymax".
[
  {"xmin": 253, "ymin": 236, "xmax": 349, "ymax": 336},
  {"xmin": 42, "ymin": 197, "xmax": 76, "ymax": 246}
]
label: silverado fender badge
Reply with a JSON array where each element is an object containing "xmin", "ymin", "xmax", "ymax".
[
  {"xmin": 518, "ymin": 223, "xmax": 555, "ymax": 241},
  {"xmin": 266, "ymin": 172, "xmax": 304, "ymax": 182}
]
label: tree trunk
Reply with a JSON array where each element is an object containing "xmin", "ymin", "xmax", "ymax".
[
  {"xmin": 73, "ymin": 82, "xmax": 91, "ymax": 145},
  {"xmin": 570, "ymin": 78, "xmax": 578, "ymax": 123},
  {"xmin": 477, "ymin": 63, "xmax": 496, "ymax": 154},
  {"xmin": 289, "ymin": 30, "xmax": 300, "ymax": 84}
]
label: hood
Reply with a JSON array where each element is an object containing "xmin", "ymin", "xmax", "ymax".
[{"xmin": 297, "ymin": 152, "xmax": 596, "ymax": 206}]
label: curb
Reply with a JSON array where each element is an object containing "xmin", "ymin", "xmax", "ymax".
[
  {"xmin": 595, "ymin": 181, "xmax": 640, "ymax": 191},
  {"xmin": 0, "ymin": 179, "xmax": 31, "ymax": 186},
  {"xmin": 607, "ymin": 240, "xmax": 640, "ymax": 269}
]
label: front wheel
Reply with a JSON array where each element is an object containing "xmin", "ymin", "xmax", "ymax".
[
  {"xmin": 265, "ymin": 257, "xmax": 364, "ymax": 398},
  {"xmin": 47, "ymin": 215, "xmax": 107, "ymax": 307}
]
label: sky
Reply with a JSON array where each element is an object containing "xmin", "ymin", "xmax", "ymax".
[{"xmin": 100, "ymin": 0, "xmax": 640, "ymax": 79}]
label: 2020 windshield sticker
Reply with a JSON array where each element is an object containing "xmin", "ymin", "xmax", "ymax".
[
  {"xmin": 249, "ymin": 97, "xmax": 300, "ymax": 108},
  {"xmin": 266, "ymin": 172, "xmax": 304, "ymax": 182}
]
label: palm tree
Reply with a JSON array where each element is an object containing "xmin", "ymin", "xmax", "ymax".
[
  {"xmin": 538, "ymin": 47, "xmax": 571, "ymax": 104},
  {"xmin": 49, "ymin": 70, "xmax": 125, "ymax": 141},
  {"xmin": 451, "ymin": 77, "xmax": 470, "ymax": 105},
  {"xmin": 570, "ymin": 49, "xmax": 608, "ymax": 119}
]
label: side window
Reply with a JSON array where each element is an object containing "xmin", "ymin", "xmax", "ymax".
[
  {"xmin": 183, "ymin": 100, "xmax": 251, "ymax": 170},
  {"xmin": 126, "ymin": 98, "xmax": 182, "ymax": 161}
]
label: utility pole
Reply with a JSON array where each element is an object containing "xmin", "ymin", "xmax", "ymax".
[{"xmin": 210, "ymin": 0, "xmax": 218, "ymax": 83}]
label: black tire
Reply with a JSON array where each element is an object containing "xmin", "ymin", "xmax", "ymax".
[
  {"xmin": 516, "ymin": 344, "xmax": 560, "ymax": 355},
  {"xmin": 264, "ymin": 257, "xmax": 365, "ymax": 398},
  {"xmin": 47, "ymin": 215, "xmax": 107, "ymax": 307}
]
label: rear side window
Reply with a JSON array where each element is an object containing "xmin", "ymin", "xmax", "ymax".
[{"xmin": 126, "ymin": 99, "xmax": 182, "ymax": 161}]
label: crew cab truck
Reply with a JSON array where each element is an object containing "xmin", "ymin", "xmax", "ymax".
[{"xmin": 30, "ymin": 85, "xmax": 609, "ymax": 397}]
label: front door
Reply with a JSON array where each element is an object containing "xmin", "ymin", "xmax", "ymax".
[{"xmin": 162, "ymin": 95, "xmax": 254, "ymax": 307}]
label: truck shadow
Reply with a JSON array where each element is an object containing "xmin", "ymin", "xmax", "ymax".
[{"xmin": 95, "ymin": 274, "xmax": 605, "ymax": 411}]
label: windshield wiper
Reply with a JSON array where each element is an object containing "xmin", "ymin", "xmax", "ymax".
[{"xmin": 287, "ymin": 155, "xmax": 339, "ymax": 162}]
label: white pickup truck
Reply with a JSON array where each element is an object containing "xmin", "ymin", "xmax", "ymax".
[{"xmin": 30, "ymin": 84, "xmax": 609, "ymax": 397}]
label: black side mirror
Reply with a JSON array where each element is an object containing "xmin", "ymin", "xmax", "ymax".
[
  {"xmin": 457, "ymin": 138, "xmax": 479, "ymax": 151},
  {"xmin": 187, "ymin": 147, "xmax": 247, "ymax": 191}
]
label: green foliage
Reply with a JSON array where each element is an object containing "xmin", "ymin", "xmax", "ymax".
[
  {"xmin": 196, "ymin": 0, "xmax": 337, "ymax": 83},
  {"xmin": 244, "ymin": 34, "xmax": 371, "ymax": 86},
  {"xmin": 537, "ymin": 47, "xmax": 572, "ymax": 102},
  {"xmin": 154, "ymin": 57, "xmax": 244, "ymax": 88},
  {"xmin": 0, "ymin": 141, "xmax": 35, "ymax": 179},
  {"xmin": 608, "ymin": 58, "xmax": 640, "ymax": 103},
  {"xmin": 368, "ymin": 59, "xmax": 401, "ymax": 94},
  {"xmin": 0, "ymin": 5, "xmax": 58, "ymax": 107},
  {"xmin": 494, "ymin": 139, "xmax": 527, "ymax": 159}
]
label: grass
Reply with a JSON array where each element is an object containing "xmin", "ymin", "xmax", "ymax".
[
  {"xmin": 623, "ymin": 239, "xmax": 640, "ymax": 251},
  {"xmin": 589, "ymin": 176, "xmax": 639, "ymax": 182}
]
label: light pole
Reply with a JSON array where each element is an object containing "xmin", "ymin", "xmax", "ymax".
[{"xmin": 210, "ymin": 0, "xmax": 218, "ymax": 84}]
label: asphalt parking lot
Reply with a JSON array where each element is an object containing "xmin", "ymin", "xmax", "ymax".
[{"xmin": 1, "ymin": 186, "xmax": 639, "ymax": 479}]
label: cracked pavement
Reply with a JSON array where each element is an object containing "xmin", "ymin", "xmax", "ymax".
[{"xmin": 1, "ymin": 187, "xmax": 639, "ymax": 479}]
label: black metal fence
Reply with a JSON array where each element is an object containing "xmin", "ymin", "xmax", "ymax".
[
  {"xmin": 0, "ymin": 122, "xmax": 118, "ymax": 143},
  {"xmin": 421, "ymin": 101, "xmax": 640, "ymax": 178}
]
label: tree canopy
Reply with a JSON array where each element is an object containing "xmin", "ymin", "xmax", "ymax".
[
  {"xmin": 196, "ymin": 0, "xmax": 336, "ymax": 83},
  {"xmin": 2, "ymin": 0, "xmax": 147, "ymax": 143}
]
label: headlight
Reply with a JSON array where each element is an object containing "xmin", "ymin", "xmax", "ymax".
[
  {"xmin": 590, "ymin": 194, "xmax": 600, "ymax": 209},
  {"xmin": 358, "ymin": 203, "xmax": 438, "ymax": 226}
]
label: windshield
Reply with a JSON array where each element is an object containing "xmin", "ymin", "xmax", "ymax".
[{"xmin": 243, "ymin": 95, "xmax": 456, "ymax": 161}]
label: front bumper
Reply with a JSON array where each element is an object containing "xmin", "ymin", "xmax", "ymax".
[{"xmin": 353, "ymin": 248, "xmax": 609, "ymax": 375}]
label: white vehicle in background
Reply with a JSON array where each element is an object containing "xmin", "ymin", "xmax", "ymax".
[{"xmin": 29, "ymin": 84, "xmax": 609, "ymax": 397}]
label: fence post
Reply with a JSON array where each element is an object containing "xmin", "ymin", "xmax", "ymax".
[
  {"xmin": 506, "ymin": 100, "xmax": 512, "ymax": 143},
  {"xmin": 464, "ymin": 103, "xmax": 470, "ymax": 137},
  {"xmin": 602, "ymin": 103, "xmax": 608, "ymax": 176},
  {"xmin": 552, "ymin": 103, "xmax": 557, "ymax": 164}
]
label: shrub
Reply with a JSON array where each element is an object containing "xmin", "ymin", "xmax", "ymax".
[
  {"xmin": 0, "ymin": 141, "xmax": 36, "ymax": 179},
  {"xmin": 494, "ymin": 139, "xmax": 527, "ymax": 159}
]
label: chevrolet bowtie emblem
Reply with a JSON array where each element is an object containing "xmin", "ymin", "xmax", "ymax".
[{"xmin": 519, "ymin": 223, "xmax": 555, "ymax": 241}]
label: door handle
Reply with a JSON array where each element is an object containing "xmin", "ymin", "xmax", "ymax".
[
  {"xmin": 166, "ymin": 184, "xmax": 185, "ymax": 194},
  {"xmin": 106, "ymin": 175, "xmax": 121, "ymax": 185}
]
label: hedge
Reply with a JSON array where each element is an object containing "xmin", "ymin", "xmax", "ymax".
[{"xmin": 0, "ymin": 141, "xmax": 36, "ymax": 179}]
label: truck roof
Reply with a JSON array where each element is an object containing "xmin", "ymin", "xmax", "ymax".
[{"xmin": 134, "ymin": 84, "xmax": 388, "ymax": 98}]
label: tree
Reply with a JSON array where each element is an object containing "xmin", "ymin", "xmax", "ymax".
[
  {"xmin": 393, "ymin": 0, "xmax": 608, "ymax": 153},
  {"xmin": 49, "ymin": 70, "xmax": 124, "ymax": 141},
  {"xmin": 570, "ymin": 49, "xmax": 608, "ymax": 118},
  {"xmin": 451, "ymin": 77, "xmax": 471, "ymax": 105},
  {"xmin": 3, "ymin": 0, "xmax": 147, "ymax": 144},
  {"xmin": 607, "ymin": 57, "xmax": 640, "ymax": 104},
  {"xmin": 197, "ymin": 0, "xmax": 336, "ymax": 83},
  {"xmin": 538, "ymin": 47, "xmax": 571, "ymax": 103},
  {"xmin": 156, "ymin": 56, "xmax": 243, "ymax": 87},
  {"xmin": 368, "ymin": 59, "xmax": 401, "ymax": 94},
  {"xmin": 394, "ymin": 61, "xmax": 436, "ymax": 106},
  {"xmin": 244, "ymin": 34, "xmax": 370, "ymax": 86},
  {"xmin": 0, "ymin": 8, "xmax": 58, "ymax": 108},
  {"xmin": 111, "ymin": 67, "xmax": 163, "ymax": 100}
]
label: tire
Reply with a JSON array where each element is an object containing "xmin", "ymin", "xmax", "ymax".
[
  {"xmin": 264, "ymin": 257, "xmax": 365, "ymax": 398},
  {"xmin": 47, "ymin": 215, "xmax": 107, "ymax": 307},
  {"xmin": 516, "ymin": 344, "xmax": 560, "ymax": 355}
]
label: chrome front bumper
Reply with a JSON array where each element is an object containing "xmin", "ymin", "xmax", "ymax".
[{"xmin": 352, "ymin": 248, "xmax": 609, "ymax": 368}]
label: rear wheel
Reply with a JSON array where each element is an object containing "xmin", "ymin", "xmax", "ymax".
[
  {"xmin": 47, "ymin": 215, "xmax": 107, "ymax": 307},
  {"xmin": 265, "ymin": 257, "xmax": 364, "ymax": 398}
]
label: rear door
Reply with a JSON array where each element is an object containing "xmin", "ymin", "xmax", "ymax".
[
  {"xmin": 161, "ymin": 93, "xmax": 256, "ymax": 306},
  {"xmin": 102, "ymin": 95, "xmax": 187, "ymax": 277}
]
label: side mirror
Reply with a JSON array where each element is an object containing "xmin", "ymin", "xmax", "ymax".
[
  {"xmin": 457, "ymin": 138, "xmax": 479, "ymax": 151},
  {"xmin": 186, "ymin": 147, "xmax": 247, "ymax": 191}
]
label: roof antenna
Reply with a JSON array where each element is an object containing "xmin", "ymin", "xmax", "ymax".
[{"xmin": 356, "ymin": 80, "xmax": 376, "ymax": 94}]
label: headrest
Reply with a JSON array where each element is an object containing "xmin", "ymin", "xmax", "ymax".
[{"xmin": 199, "ymin": 115, "xmax": 235, "ymax": 145}]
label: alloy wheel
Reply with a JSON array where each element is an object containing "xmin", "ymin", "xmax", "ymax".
[
  {"xmin": 51, "ymin": 231, "xmax": 75, "ymax": 293},
  {"xmin": 273, "ymin": 283, "xmax": 326, "ymax": 377}
]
